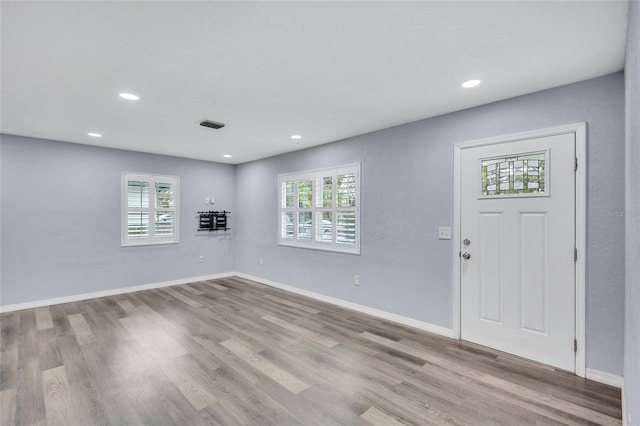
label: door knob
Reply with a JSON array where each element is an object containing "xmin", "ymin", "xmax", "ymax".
[{"xmin": 462, "ymin": 252, "xmax": 471, "ymax": 260}]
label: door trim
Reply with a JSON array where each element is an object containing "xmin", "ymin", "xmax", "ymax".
[{"xmin": 452, "ymin": 123, "xmax": 587, "ymax": 377}]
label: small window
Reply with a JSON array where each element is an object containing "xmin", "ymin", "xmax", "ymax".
[
  {"xmin": 481, "ymin": 151, "xmax": 547, "ymax": 197},
  {"xmin": 121, "ymin": 172, "xmax": 179, "ymax": 246},
  {"xmin": 278, "ymin": 164, "xmax": 360, "ymax": 254}
]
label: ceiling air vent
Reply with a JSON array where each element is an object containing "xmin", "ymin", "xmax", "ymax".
[{"xmin": 200, "ymin": 120, "xmax": 225, "ymax": 130}]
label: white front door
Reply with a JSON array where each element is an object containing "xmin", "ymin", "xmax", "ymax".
[{"xmin": 460, "ymin": 132, "xmax": 576, "ymax": 371}]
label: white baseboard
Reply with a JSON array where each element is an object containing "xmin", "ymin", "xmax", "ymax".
[
  {"xmin": 585, "ymin": 368, "xmax": 624, "ymax": 388},
  {"xmin": 234, "ymin": 272, "xmax": 455, "ymax": 339},
  {"xmin": 0, "ymin": 272, "xmax": 236, "ymax": 313}
]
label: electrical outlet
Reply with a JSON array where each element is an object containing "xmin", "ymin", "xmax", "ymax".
[
  {"xmin": 198, "ymin": 255, "xmax": 205, "ymax": 263},
  {"xmin": 259, "ymin": 257, "xmax": 264, "ymax": 265},
  {"xmin": 353, "ymin": 275, "xmax": 360, "ymax": 286},
  {"xmin": 438, "ymin": 226, "xmax": 452, "ymax": 240}
]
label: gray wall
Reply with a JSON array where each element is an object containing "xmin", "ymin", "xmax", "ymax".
[
  {"xmin": 0, "ymin": 135, "xmax": 236, "ymax": 305},
  {"xmin": 624, "ymin": 0, "xmax": 639, "ymax": 423},
  {"xmin": 235, "ymin": 73, "xmax": 626, "ymax": 375}
]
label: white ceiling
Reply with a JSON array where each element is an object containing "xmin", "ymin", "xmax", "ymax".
[{"xmin": 1, "ymin": 1, "xmax": 629, "ymax": 164}]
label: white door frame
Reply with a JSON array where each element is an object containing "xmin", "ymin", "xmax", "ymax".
[{"xmin": 452, "ymin": 123, "xmax": 587, "ymax": 377}]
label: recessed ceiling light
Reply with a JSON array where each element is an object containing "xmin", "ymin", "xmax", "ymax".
[
  {"xmin": 118, "ymin": 92, "xmax": 140, "ymax": 101},
  {"xmin": 461, "ymin": 79, "xmax": 481, "ymax": 88},
  {"xmin": 291, "ymin": 134, "xmax": 302, "ymax": 140},
  {"xmin": 223, "ymin": 154, "xmax": 232, "ymax": 158},
  {"xmin": 87, "ymin": 132, "xmax": 102, "ymax": 138}
]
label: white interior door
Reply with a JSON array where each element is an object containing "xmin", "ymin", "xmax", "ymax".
[{"xmin": 460, "ymin": 132, "xmax": 576, "ymax": 371}]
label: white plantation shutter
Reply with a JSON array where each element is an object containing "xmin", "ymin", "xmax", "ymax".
[
  {"xmin": 278, "ymin": 164, "xmax": 360, "ymax": 254},
  {"xmin": 121, "ymin": 173, "xmax": 180, "ymax": 246},
  {"xmin": 337, "ymin": 212, "xmax": 356, "ymax": 244},
  {"xmin": 127, "ymin": 180, "xmax": 150, "ymax": 239}
]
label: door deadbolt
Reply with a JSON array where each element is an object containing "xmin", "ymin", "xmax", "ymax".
[
  {"xmin": 462, "ymin": 252, "xmax": 471, "ymax": 260},
  {"xmin": 463, "ymin": 239, "xmax": 471, "ymax": 246}
]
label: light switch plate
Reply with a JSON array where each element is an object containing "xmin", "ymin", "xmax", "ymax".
[{"xmin": 438, "ymin": 226, "xmax": 451, "ymax": 240}]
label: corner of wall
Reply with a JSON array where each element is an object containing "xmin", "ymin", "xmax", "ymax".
[{"xmin": 623, "ymin": 0, "xmax": 640, "ymax": 424}]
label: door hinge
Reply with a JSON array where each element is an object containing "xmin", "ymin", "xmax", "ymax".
[
  {"xmin": 574, "ymin": 248, "xmax": 578, "ymax": 262},
  {"xmin": 575, "ymin": 157, "xmax": 578, "ymax": 171},
  {"xmin": 574, "ymin": 339, "xmax": 578, "ymax": 352}
]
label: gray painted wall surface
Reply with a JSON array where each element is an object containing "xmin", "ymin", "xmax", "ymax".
[
  {"xmin": 235, "ymin": 73, "xmax": 626, "ymax": 375},
  {"xmin": 624, "ymin": 0, "xmax": 639, "ymax": 423},
  {"xmin": 1, "ymin": 135, "xmax": 236, "ymax": 305}
]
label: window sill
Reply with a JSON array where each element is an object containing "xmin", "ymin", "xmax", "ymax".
[
  {"xmin": 121, "ymin": 240, "xmax": 179, "ymax": 248},
  {"xmin": 278, "ymin": 241, "xmax": 360, "ymax": 255}
]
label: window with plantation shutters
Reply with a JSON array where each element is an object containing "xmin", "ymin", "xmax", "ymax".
[
  {"xmin": 121, "ymin": 172, "xmax": 179, "ymax": 246},
  {"xmin": 278, "ymin": 164, "xmax": 360, "ymax": 254}
]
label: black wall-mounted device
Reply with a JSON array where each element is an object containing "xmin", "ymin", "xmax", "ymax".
[{"xmin": 198, "ymin": 211, "xmax": 230, "ymax": 232}]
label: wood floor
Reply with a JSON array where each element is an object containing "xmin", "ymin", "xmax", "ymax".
[{"xmin": 0, "ymin": 276, "xmax": 622, "ymax": 425}]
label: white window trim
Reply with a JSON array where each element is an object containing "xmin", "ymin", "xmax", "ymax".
[
  {"xmin": 121, "ymin": 172, "xmax": 180, "ymax": 247},
  {"xmin": 278, "ymin": 163, "xmax": 361, "ymax": 255}
]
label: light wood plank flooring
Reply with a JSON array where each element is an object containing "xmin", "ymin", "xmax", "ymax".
[{"xmin": 0, "ymin": 276, "xmax": 622, "ymax": 425}]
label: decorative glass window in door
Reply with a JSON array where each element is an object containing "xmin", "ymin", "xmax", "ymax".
[{"xmin": 481, "ymin": 152, "xmax": 546, "ymax": 196}]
